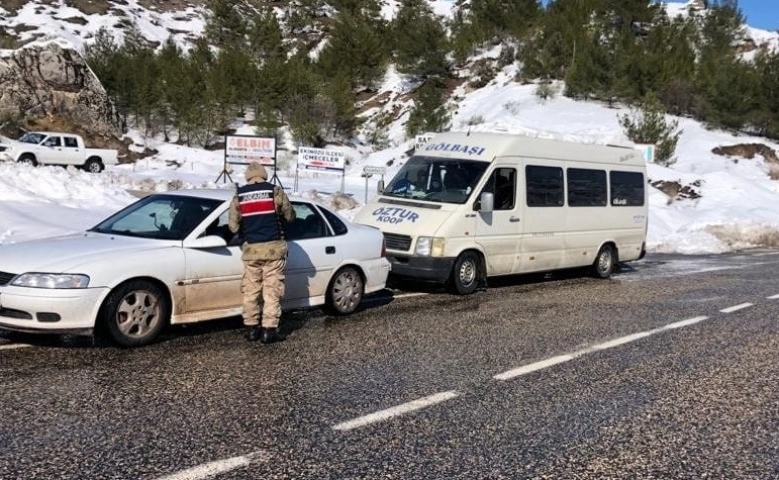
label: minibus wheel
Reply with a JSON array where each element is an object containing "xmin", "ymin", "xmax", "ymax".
[
  {"xmin": 450, "ymin": 251, "xmax": 480, "ymax": 295},
  {"xmin": 592, "ymin": 244, "xmax": 616, "ymax": 279}
]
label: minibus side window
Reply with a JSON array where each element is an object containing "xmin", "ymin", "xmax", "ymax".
[
  {"xmin": 567, "ymin": 168, "xmax": 607, "ymax": 206},
  {"xmin": 481, "ymin": 168, "xmax": 516, "ymax": 210},
  {"xmin": 526, "ymin": 165, "xmax": 564, "ymax": 207},
  {"xmin": 610, "ymin": 171, "xmax": 645, "ymax": 206}
]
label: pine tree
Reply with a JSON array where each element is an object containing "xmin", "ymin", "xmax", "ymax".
[
  {"xmin": 391, "ymin": 0, "xmax": 449, "ymax": 78},
  {"xmin": 468, "ymin": 0, "xmax": 540, "ymax": 41},
  {"xmin": 754, "ymin": 50, "xmax": 779, "ymax": 139},
  {"xmin": 618, "ymin": 91, "xmax": 682, "ymax": 166},
  {"xmin": 246, "ymin": 8, "xmax": 286, "ymax": 64},
  {"xmin": 323, "ymin": 73, "xmax": 358, "ymax": 139},
  {"xmin": 204, "ymin": 0, "xmax": 247, "ymax": 49},
  {"xmin": 405, "ymin": 79, "xmax": 450, "ymax": 137},
  {"xmin": 647, "ymin": 16, "xmax": 697, "ymax": 115},
  {"xmin": 316, "ymin": 11, "xmax": 387, "ymax": 91}
]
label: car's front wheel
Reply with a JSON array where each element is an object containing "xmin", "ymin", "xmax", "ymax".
[
  {"xmin": 450, "ymin": 251, "xmax": 481, "ymax": 295},
  {"xmin": 99, "ymin": 280, "xmax": 170, "ymax": 347},
  {"xmin": 325, "ymin": 266, "xmax": 364, "ymax": 315},
  {"xmin": 18, "ymin": 154, "xmax": 37, "ymax": 166}
]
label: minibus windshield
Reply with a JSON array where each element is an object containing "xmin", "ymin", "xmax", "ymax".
[{"xmin": 382, "ymin": 156, "xmax": 489, "ymax": 204}]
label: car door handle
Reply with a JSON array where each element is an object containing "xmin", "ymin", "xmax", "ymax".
[
  {"xmin": 509, "ymin": 216, "xmax": 520, "ymax": 222},
  {"xmin": 326, "ymin": 246, "xmax": 336, "ymax": 254}
]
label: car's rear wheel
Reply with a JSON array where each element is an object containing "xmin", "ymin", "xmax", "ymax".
[
  {"xmin": 591, "ymin": 244, "xmax": 616, "ymax": 279},
  {"xmin": 84, "ymin": 157, "xmax": 104, "ymax": 173},
  {"xmin": 18, "ymin": 154, "xmax": 37, "ymax": 166},
  {"xmin": 325, "ymin": 266, "xmax": 364, "ymax": 315},
  {"xmin": 100, "ymin": 280, "xmax": 170, "ymax": 347}
]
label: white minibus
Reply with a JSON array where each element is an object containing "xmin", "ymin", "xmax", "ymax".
[{"xmin": 352, "ymin": 131, "xmax": 648, "ymax": 294}]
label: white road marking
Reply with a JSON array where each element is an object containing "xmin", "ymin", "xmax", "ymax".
[
  {"xmin": 155, "ymin": 451, "xmax": 268, "ymax": 480},
  {"xmin": 660, "ymin": 316, "xmax": 709, "ymax": 330},
  {"xmin": 493, "ymin": 354, "xmax": 577, "ymax": 380},
  {"xmin": 767, "ymin": 294, "xmax": 779, "ymax": 300},
  {"xmin": 720, "ymin": 303, "xmax": 753, "ymax": 313},
  {"xmin": 0, "ymin": 343, "xmax": 32, "ymax": 351},
  {"xmin": 332, "ymin": 391, "xmax": 458, "ymax": 431},
  {"xmin": 494, "ymin": 315, "xmax": 711, "ymax": 381},
  {"xmin": 588, "ymin": 331, "xmax": 655, "ymax": 350}
]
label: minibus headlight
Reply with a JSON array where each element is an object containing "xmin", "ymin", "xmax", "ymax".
[
  {"xmin": 415, "ymin": 237, "xmax": 445, "ymax": 257},
  {"xmin": 415, "ymin": 237, "xmax": 432, "ymax": 256}
]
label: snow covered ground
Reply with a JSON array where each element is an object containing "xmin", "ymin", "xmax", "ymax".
[
  {"xmin": 1, "ymin": 0, "xmax": 779, "ymax": 255},
  {"xmin": 3, "ymin": 63, "xmax": 779, "ymax": 255}
]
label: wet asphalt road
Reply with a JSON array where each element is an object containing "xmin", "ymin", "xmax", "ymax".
[{"xmin": 1, "ymin": 250, "xmax": 779, "ymax": 479}]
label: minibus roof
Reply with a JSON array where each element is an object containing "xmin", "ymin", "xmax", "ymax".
[{"xmin": 417, "ymin": 131, "xmax": 645, "ymax": 167}]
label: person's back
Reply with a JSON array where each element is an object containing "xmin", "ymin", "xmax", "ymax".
[{"xmin": 228, "ymin": 162, "xmax": 295, "ymax": 344}]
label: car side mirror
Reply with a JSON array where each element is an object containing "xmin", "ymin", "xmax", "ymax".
[
  {"xmin": 183, "ymin": 235, "xmax": 227, "ymax": 249},
  {"xmin": 479, "ymin": 192, "xmax": 494, "ymax": 213},
  {"xmin": 377, "ymin": 180, "xmax": 385, "ymax": 195}
]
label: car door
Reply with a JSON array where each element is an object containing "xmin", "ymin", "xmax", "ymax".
[
  {"xmin": 62, "ymin": 136, "xmax": 83, "ymax": 165},
  {"xmin": 182, "ymin": 207, "xmax": 243, "ymax": 316},
  {"xmin": 284, "ymin": 201, "xmax": 343, "ymax": 302},
  {"xmin": 474, "ymin": 166, "xmax": 522, "ymax": 275},
  {"xmin": 38, "ymin": 135, "xmax": 63, "ymax": 164},
  {"xmin": 520, "ymin": 162, "xmax": 566, "ymax": 271}
]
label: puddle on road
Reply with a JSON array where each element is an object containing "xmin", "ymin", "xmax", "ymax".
[{"xmin": 616, "ymin": 249, "xmax": 779, "ymax": 282}]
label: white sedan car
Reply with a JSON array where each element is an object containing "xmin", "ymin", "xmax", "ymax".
[{"xmin": 0, "ymin": 189, "xmax": 390, "ymax": 347}]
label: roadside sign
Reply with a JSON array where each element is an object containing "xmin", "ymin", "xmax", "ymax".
[
  {"xmin": 415, "ymin": 133, "xmax": 435, "ymax": 151},
  {"xmin": 225, "ymin": 135, "xmax": 275, "ymax": 166},
  {"xmin": 298, "ymin": 147, "xmax": 346, "ymax": 172},
  {"xmin": 363, "ymin": 166, "xmax": 386, "ymax": 176},
  {"xmin": 362, "ymin": 166, "xmax": 386, "ymax": 203},
  {"xmin": 635, "ymin": 144, "xmax": 655, "ymax": 163}
]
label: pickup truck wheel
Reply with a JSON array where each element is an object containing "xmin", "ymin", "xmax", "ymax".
[
  {"xmin": 18, "ymin": 154, "xmax": 37, "ymax": 166},
  {"xmin": 84, "ymin": 157, "xmax": 104, "ymax": 173}
]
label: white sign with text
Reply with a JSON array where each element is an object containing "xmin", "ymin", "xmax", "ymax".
[{"xmin": 298, "ymin": 147, "xmax": 346, "ymax": 173}]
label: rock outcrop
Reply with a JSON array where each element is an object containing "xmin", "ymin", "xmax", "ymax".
[
  {"xmin": 0, "ymin": 40, "xmax": 121, "ymax": 140},
  {"xmin": 712, "ymin": 143, "xmax": 779, "ymax": 164}
]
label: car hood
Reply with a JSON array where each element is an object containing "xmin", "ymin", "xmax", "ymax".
[
  {"xmin": 352, "ymin": 199, "xmax": 457, "ymax": 237},
  {"xmin": 0, "ymin": 232, "xmax": 175, "ymax": 274}
]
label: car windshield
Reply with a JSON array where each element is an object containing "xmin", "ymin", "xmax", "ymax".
[
  {"xmin": 383, "ymin": 156, "xmax": 489, "ymax": 204},
  {"xmin": 89, "ymin": 194, "xmax": 222, "ymax": 240},
  {"xmin": 18, "ymin": 133, "xmax": 46, "ymax": 144}
]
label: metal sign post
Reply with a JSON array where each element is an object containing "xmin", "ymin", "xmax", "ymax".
[{"xmin": 362, "ymin": 165, "xmax": 386, "ymax": 203}]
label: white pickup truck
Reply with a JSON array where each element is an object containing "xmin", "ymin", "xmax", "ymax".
[{"xmin": 1, "ymin": 131, "xmax": 119, "ymax": 173}]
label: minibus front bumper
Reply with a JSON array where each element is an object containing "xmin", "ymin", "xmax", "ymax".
[{"xmin": 386, "ymin": 254, "xmax": 455, "ymax": 283}]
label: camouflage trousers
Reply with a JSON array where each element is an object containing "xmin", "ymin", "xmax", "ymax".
[{"xmin": 241, "ymin": 257, "xmax": 286, "ymax": 328}]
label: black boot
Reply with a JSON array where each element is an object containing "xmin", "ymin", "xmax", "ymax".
[
  {"xmin": 245, "ymin": 325, "xmax": 263, "ymax": 342},
  {"xmin": 260, "ymin": 327, "xmax": 285, "ymax": 344}
]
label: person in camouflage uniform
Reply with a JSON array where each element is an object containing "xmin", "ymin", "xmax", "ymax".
[{"xmin": 228, "ymin": 162, "xmax": 296, "ymax": 344}]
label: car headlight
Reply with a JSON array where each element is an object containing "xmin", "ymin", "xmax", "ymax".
[
  {"xmin": 414, "ymin": 236, "xmax": 445, "ymax": 257},
  {"xmin": 11, "ymin": 273, "xmax": 90, "ymax": 289}
]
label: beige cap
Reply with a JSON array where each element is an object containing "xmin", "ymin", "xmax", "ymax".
[{"xmin": 245, "ymin": 162, "xmax": 268, "ymax": 181}]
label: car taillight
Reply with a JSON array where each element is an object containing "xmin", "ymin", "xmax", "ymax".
[{"xmin": 381, "ymin": 238, "xmax": 386, "ymax": 257}]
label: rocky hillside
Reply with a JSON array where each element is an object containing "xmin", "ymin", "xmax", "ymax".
[
  {"xmin": 1, "ymin": 0, "xmax": 775, "ymax": 54},
  {"xmin": 0, "ymin": 39, "xmax": 120, "ymax": 139},
  {"xmin": 0, "ymin": 0, "xmax": 777, "ymax": 153}
]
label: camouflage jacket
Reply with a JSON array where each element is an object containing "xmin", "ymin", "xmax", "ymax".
[{"xmin": 228, "ymin": 181, "xmax": 296, "ymax": 261}]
